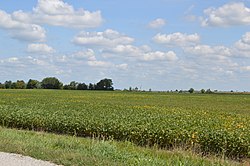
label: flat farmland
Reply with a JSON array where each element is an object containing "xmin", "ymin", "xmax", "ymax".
[{"xmin": 0, "ymin": 90, "xmax": 249, "ymax": 159}]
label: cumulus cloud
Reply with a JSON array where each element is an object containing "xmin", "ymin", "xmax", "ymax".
[
  {"xmin": 27, "ymin": 43, "xmax": 55, "ymax": 54},
  {"xmin": 0, "ymin": 10, "xmax": 46, "ymax": 42},
  {"xmin": 73, "ymin": 29, "xmax": 134, "ymax": 48},
  {"xmin": 148, "ymin": 18, "xmax": 166, "ymax": 28},
  {"xmin": 201, "ymin": 2, "xmax": 250, "ymax": 27},
  {"xmin": 184, "ymin": 44, "xmax": 232, "ymax": 59},
  {"xmin": 153, "ymin": 32, "xmax": 200, "ymax": 46},
  {"xmin": 234, "ymin": 32, "xmax": 250, "ymax": 57},
  {"xmin": 87, "ymin": 60, "xmax": 113, "ymax": 68},
  {"xmin": 72, "ymin": 49, "xmax": 96, "ymax": 61},
  {"xmin": 104, "ymin": 44, "xmax": 178, "ymax": 62},
  {"xmin": 142, "ymin": 51, "xmax": 177, "ymax": 61},
  {"xmin": 241, "ymin": 66, "xmax": 250, "ymax": 71},
  {"xmin": 12, "ymin": 0, "xmax": 103, "ymax": 28}
]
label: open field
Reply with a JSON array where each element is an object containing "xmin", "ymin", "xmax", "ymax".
[{"xmin": 0, "ymin": 90, "xmax": 249, "ymax": 160}]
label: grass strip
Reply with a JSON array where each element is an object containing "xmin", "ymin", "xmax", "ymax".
[{"xmin": 0, "ymin": 127, "xmax": 243, "ymax": 166}]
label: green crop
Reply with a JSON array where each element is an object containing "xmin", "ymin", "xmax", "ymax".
[{"xmin": 0, "ymin": 89, "xmax": 249, "ymax": 159}]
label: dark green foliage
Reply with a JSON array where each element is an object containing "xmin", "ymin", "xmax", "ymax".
[
  {"xmin": 69, "ymin": 81, "xmax": 78, "ymax": 90},
  {"xmin": 206, "ymin": 89, "xmax": 213, "ymax": 94},
  {"xmin": 77, "ymin": 83, "xmax": 88, "ymax": 90},
  {"xmin": 188, "ymin": 88, "xmax": 194, "ymax": 93},
  {"xmin": 0, "ymin": 83, "xmax": 4, "ymax": 89},
  {"xmin": 41, "ymin": 77, "xmax": 62, "ymax": 89},
  {"xmin": 15, "ymin": 80, "xmax": 26, "ymax": 89},
  {"xmin": 11, "ymin": 82, "xmax": 16, "ymax": 89},
  {"xmin": 88, "ymin": 83, "xmax": 95, "ymax": 90},
  {"xmin": 26, "ymin": 79, "xmax": 39, "ymax": 89},
  {"xmin": 95, "ymin": 78, "xmax": 114, "ymax": 90},
  {"xmin": 4, "ymin": 81, "xmax": 12, "ymax": 89},
  {"xmin": 63, "ymin": 84, "xmax": 70, "ymax": 90}
]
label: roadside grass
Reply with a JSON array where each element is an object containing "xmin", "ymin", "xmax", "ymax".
[{"xmin": 0, "ymin": 127, "xmax": 243, "ymax": 166}]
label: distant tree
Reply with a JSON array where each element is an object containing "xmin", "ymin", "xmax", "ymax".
[
  {"xmin": 95, "ymin": 78, "xmax": 114, "ymax": 90},
  {"xmin": 16, "ymin": 80, "xmax": 26, "ymax": 89},
  {"xmin": 88, "ymin": 83, "xmax": 95, "ymax": 90},
  {"xmin": 69, "ymin": 81, "xmax": 78, "ymax": 90},
  {"xmin": 129, "ymin": 87, "xmax": 132, "ymax": 91},
  {"xmin": 63, "ymin": 84, "xmax": 70, "ymax": 90},
  {"xmin": 26, "ymin": 79, "xmax": 39, "ymax": 89},
  {"xmin": 4, "ymin": 81, "xmax": 12, "ymax": 89},
  {"xmin": 77, "ymin": 83, "xmax": 88, "ymax": 90},
  {"xmin": 179, "ymin": 90, "xmax": 183, "ymax": 93},
  {"xmin": 188, "ymin": 88, "xmax": 194, "ymax": 93},
  {"xmin": 41, "ymin": 77, "xmax": 62, "ymax": 89},
  {"xmin": 201, "ymin": 89, "xmax": 205, "ymax": 94},
  {"xmin": 206, "ymin": 89, "xmax": 213, "ymax": 94},
  {"xmin": 149, "ymin": 88, "xmax": 152, "ymax": 92},
  {"xmin": 134, "ymin": 87, "xmax": 138, "ymax": 91},
  {"xmin": 0, "ymin": 83, "xmax": 4, "ymax": 89},
  {"xmin": 11, "ymin": 82, "xmax": 17, "ymax": 89}
]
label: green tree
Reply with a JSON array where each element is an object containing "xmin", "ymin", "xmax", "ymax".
[
  {"xmin": 11, "ymin": 82, "xmax": 17, "ymax": 89},
  {"xmin": 77, "ymin": 83, "xmax": 88, "ymax": 90},
  {"xmin": 0, "ymin": 83, "xmax": 4, "ymax": 89},
  {"xmin": 63, "ymin": 84, "xmax": 70, "ymax": 90},
  {"xmin": 95, "ymin": 78, "xmax": 114, "ymax": 90},
  {"xmin": 27, "ymin": 79, "xmax": 39, "ymax": 89},
  {"xmin": 69, "ymin": 81, "xmax": 78, "ymax": 90},
  {"xmin": 16, "ymin": 80, "xmax": 26, "ymax": 89},
  {"xmin": 4, "ymin": 81, "xmax": 12, "ymax": 89},
  {"xmin": 201, "ymin": 89, "xmax": 205, "ymax": 94},
  {"xmin": 88, "ymin": 83, "xmax": 95, "ymax": 90},
  {"xmin": 188, "ymin": 88, "xmax": 194, "ymax": 93},
  {"xmin": 41, "ymin": 77, "xmax": 62, "ymax": 89},
  {"xmin": 206, "ymin": 89, "xmax": 213, "ymax": 94}
]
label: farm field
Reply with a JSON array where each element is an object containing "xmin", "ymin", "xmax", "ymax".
[
  {"xmin": 0, "ymin": 126, "xmax": 241, "ymax": 166},
  {"xmin": 0, "ymin": 89, "xmax": 249, "ymax": 160}
]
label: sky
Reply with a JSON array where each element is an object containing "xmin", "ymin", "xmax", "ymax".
[{"xmin": 0, "ymin": 0, "xmax": 250, "ymax": 91}]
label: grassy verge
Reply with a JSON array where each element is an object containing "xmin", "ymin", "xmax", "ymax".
[{"xmin": 0, "ymin": 127, "xmax": 243, "ymax": 166}]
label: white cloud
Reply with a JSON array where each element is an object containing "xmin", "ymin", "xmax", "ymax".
[
  {"xmin": 142, "ymin": 51, "xmax": 178, "ymax": 61},
  {"xmin": 148, "ymin": 18, "xmax": 166, "ymax": 28},
  {"xmin": 234, "ymin": 32, "xmax": 250, "ymax": 57},
  {"xmin": 184, "ymin": 44, "xmax": 232, "ymax": 59},
  {"xmin": 12, "ymin": 0, "xmax": 103, "ymax": 28},
  {"xmin": 201, "ymin": 2, "xmax": 250, "ymax": 27},
  {"xmin": 104, "ymin": 44, "xmax": 178, "ymax": 62},
  {"xmin": 153, "ymin": 32, "xmax": 200, "ymax": 46},
  {"xmin": 0, "ymin": 10, "xmax": 46, "ymax": 42},
  {"xmin": 27, "ymin": 43, "xmax": 55, "ymax": 54},
  {"xmin": 116, "ymin": 63, "xmax": 128, "ymax": 70},
  {"xmin": 72, "ymin": 49, "xmax": 96, "ymax": 61},
  {"xmin": 73, "ymin": 29, "xmax": 134, "ymax": 48},
  {"xmin": 241, "ymin": 66, "xmax": 250, "ymax": 71},
  {"xmin": 87, "ymin": 60, "xmax": 113, "ymax": 68},
  {"xmin": 7, "ymin": 57, "xmax": 19, "ymax": 63}
]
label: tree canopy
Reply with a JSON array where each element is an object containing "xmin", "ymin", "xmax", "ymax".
[{"xmin": 41, "ymin": 77, "xmax": 62, "ymax": 89}]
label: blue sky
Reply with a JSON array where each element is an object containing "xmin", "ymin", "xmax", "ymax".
[{"xmin": 0, "ymin": 0, "xmax": 250, "ymax": 91}]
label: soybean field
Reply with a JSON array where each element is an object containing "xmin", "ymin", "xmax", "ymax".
[{"xmin": 0, "ymin": 90, "xmax": 249, "ymax": 159}]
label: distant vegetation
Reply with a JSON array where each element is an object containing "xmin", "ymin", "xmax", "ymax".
[{"xmin": 0, "ymin": 77, "xmax": 114, "ymax": 91}]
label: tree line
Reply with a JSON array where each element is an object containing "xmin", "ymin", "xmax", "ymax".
[{"xmin": 0, "ymin": 77, "xmax": 114, "ymax": 91}]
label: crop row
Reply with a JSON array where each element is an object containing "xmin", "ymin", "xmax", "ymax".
[{"xmin": 0, "ymin": 90, "xmax": 249, "ymax": 159}]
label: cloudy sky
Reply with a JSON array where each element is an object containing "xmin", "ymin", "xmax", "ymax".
[{"xmin": 0, "ymin": 0, "xmax": 250, "ymax": 91}]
